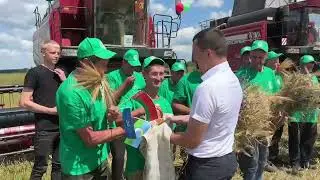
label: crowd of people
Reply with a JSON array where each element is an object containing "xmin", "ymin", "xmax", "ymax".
[{"xmin": 20, "ymin": 27, "xmax": 319, "ymax": 180}]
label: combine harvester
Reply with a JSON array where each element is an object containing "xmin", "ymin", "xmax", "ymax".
[
  {"xmin": 0, "ymin": 0, "xmax": 184, "ymax": 156},
  {"xmin": 0, "ymin": 86, "xmax": 35, "ymax": 156},
  {"xmin": 200, "ymin": 0, "xmax": 320, "ymax": 71}
]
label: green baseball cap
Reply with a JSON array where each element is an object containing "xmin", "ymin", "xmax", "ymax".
[
  {"xmin": 77, "ymin": 38, "xmax": 116, "ymax": 60},
  {"xmin": 171, "ymin": 62, "xmax": 186, "ymax": 72},
  {"xmin": 300, "ymin": 55, "xmax": 315, "ymax": 64},
  {"xmin": 266, "ymin": 51, "xmax": 283, "ymax": 62},
  {"xmin": 251, "ymin": 40, "xmax": 269, "ymax": 53},
  {"xmin": 124, "ymin": 49, "xmax": 141, "ymax": 67},
  {"xmin": 240, "ymin": 46, "xmax": 251, "ymax": 55},
  {"xmin": 143, "ymin": 56, "xmax": 165, "ymax": 68}
]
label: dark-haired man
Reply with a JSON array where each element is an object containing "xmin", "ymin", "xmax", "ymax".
[{"xmin": 170, "ymin": 28, "xmax": 243, "ymax": 180}]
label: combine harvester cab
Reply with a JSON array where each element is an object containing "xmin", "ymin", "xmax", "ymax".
[{"xmin": 200, "ymin": 0, "xmax": 320, "ymax": 72}]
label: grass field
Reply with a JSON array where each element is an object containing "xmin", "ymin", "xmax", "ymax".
[
  {"xmin": 0, "ymin": 72, "xmax": 25, "ymax": 108},
  {"xmin": 0, "ymin": 160, "xmax": 50, "ymax": 180},
  {"xmin": 0, "ymin": 73, "xmax": 26, "ymax": 86},
  {"xmin": 1, "ymin": 136, "xmax": 320, "ymax": 180}
]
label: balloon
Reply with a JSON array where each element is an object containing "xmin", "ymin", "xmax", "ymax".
[
  {"xmin": 175, "ymin": 2, "xmax": 184, "ymax": 15},
  {"xmin": 183, "ymin": 3, "xmax": 191, "ymax": 12}
]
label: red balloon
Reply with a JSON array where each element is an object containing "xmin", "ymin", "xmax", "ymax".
[{"xmin": 176, "ymin": 2, "xmax": 184, "ymax": 15}]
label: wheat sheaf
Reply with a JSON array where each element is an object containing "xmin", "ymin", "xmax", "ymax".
[{"xmin": 74, "ymin": 61, "xmax": 115, "ymax": 108}]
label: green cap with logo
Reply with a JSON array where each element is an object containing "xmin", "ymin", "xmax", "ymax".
[
  {"xmin": 124, "ymin": 49, "xmax": 141, "ymax": 67},
  {"xmin": 77, "ymin": 38, "xmax": 116, "ymax": 60},
  {"xmin": 143, "ymin": 56, "xmax": 165, "ymax": 68},
  {"xmin": 171, "ymin": 62, "xmax": 186, "ymax": 72},
  {"xmin": 266, "ymin": 51, "xmax": 283, "ymax": 62},
  {"xmin": 251, "ymin": 40, "xmax": 269, "ymax": 53},
  {"xmin": 300, "ymin": 55, "xmax": 315, "ymax": 65},
  {"xmin": 240, "ymin": 46, "xmax": 251, "ymax": 55}
]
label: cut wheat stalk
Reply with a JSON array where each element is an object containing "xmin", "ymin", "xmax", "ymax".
[
  {"xmin": 74, "ymin": 61, "xmax": 115, "ymax": 108},
  {"xmin": 235, "ymin": 86, "xmax": 287, "ymax": 153},
  {"xmin": 278, "ymin": 72, "xmax": 320, "ymax": 116}
]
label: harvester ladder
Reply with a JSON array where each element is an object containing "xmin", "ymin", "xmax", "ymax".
[{"xmin": 153, "ymin": 14, "xmax": 181, "ymax": 48}]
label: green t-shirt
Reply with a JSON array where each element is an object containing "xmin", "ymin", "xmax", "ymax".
[
  {"xmin": 56, "ymin": 73, "xmax": 110, "ymax": 175},
  {"xmin": 173, "ymin": 71, "xmax": 202, "ymax": 107},
  {"xmin": 107, "ymin": 69, "xmax": 146, "ymax": 128},
  {"xmin": 158, "ymin": 78, "xmax": 178, "ymax": 105},
  {"xmin": 106, "ymin": 69, "xmax": 146, "ymax": 104},
  {"xmin": 291, "ymin": 75, "xmax": 319, "ymax": 123},
  {"xmin": 275, "ymin": 72, "xmax": 283, "ymax": 89},
  {"xmin": 120, "ymin": 95, "xmax": 173, "ymax": 176},
  {"xmin": 236, "ymin": 66, "xmax": 280, "ymax": 94}
]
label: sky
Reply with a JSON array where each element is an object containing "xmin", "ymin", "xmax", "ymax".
[{"xmin": 0, "ymin": 0, "xmax": 233, "ymax": 70}]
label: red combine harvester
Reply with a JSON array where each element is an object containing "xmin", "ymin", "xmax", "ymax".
[
  {"xmin": 0, "ymin": 86, "xmax": 35, "ymax": 156},
  {"xmin": 200, "ymin": 0, "xmax": 320, "ymax": 71},
  {"xmin": 0, "ymin": 0, "xmax": 182, "ymax": 156},
  {"xmin": 33, "ymin": 0, "xmax": 182, "ymax": 72}
]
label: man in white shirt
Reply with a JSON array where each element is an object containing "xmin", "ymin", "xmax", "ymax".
[{"xmin": 170, "ymin": 28, "xmax": 243, "ymax": 180}]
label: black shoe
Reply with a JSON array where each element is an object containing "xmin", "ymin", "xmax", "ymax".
[
  {"xmin": 265, "ymin": 161, "xmax": 278, "ymax": 172},
  {"xmin": 291, "ymin": 164, "xmax": 302, "ymax": 175},
  {"xmin": 302, "ymin": 161, "xmax": 317, "ymax": 169},
  {"xmin": 302, "ymin": 162, "xmax": 310, "ymax": 169}
]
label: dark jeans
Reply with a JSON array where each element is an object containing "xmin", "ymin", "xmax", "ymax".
[
  {"xmin": 269, "ymin": 125, "xmax": 284, "ymax": 160},
  {"xmin": 288, "ymin": 122, "xmax": 317, "ymax": 166},
  {"xmin": 181, "ymin": 152, "xmax": 237, "ymax": 180},
  {"xmin": 30, "ymin": 130, "xmax": 61, "ymax": 180},
  {"xmin": 62, "ymin": 160, "xmax": 110, "ymax": 180},
  {"xmin": 110, "ymin": 137, "xmax": 125, "ymax": 180},
  {"xmin": 238, "ymin": 143, "xmax": 268, "ymax": 180}
]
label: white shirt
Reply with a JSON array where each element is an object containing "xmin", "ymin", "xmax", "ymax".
[{"xmin": 187, "ymin": 61, "xmax": 243, "ymax": 158}]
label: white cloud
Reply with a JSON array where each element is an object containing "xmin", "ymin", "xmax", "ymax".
[
  {"xmin": 0, "ymin": 48, "xmax": 33, "ymax": 70},
  {"xmin": 150, "ymin": 3, "xmax": 167, "ymax": 14},
  {"xmin": 171, "ymin": 26, "xmax": 200, "ymax": 61},
  {"xmin": 210, "ymin": 9, "xmax": 232, "ymax": 19},
  {"xmin": 174, "ymin": 0, "xmax": 224, "ymax": 8},
  {"xmin": 0, "ymin": 0, "xmax": 47, "ymax": 70},
  {"xmin": 194, "ymin": 0, "xmax": 224, "ymax": 8},
  {"xmin": 150, "ymin": 1, "xmax": 175, "ymax": 16},
  {"xmin": 0, "ymin": 0, "xmax": 8, "ymax": 5}
]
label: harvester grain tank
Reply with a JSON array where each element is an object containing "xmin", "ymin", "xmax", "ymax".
[{"xmin": 200, "ymin": 0, "xmax": 320, "ymax": 71}]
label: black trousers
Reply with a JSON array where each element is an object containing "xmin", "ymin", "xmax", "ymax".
[
  {"xmin": 110, "ymin": 137, "xmax": 126, "ymax": 180},
  {"xmin": 269, "ymin": 125, "xmax": 284, "ymax": 160},
  {"xmin": 30, "ymin": 130, "xmax": 61, "ymax": 180},
  {"xmin": 181, "ymin": 152, "xmax": 238, "ymax": 180},
  {"xmin": 288, "ymin": 122, "xmax": 317, "ymax": 166}
]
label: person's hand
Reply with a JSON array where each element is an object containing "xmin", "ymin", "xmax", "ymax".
[
  {"xmin": 124, "ymin": 76, "xmax": 135, "ymax": 87},
  {"xmin": 278, "ymin": 111, "xmax": 288, "ymax": 126},
  {"xmin": 48, "ymin": 107, "xmax": 57, "ymax": 115},
  {"xmin": 163, "ymin": 114, "xmax": 174, "ymax": 124},
  {"xmin": 151, "ymin": 118, "xmax": 165, "ymax": 126},
  {"xmin": 54, "ymin": 68, "xmax": 67, "ymax": 81},
  {"xmin": 107, "ymin": 106, "xmax": 124, "ymax": 127},
  {"xmin": 107, "ymin": 106, "xmax": 121, "ymax": 121},
  {"xmin": 115, "ymin": 117, "xmax": 124, "ymax": 127},
  {"xmin": 155, "ymin": 104, "xmax": 163, "ymax": 118}
]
